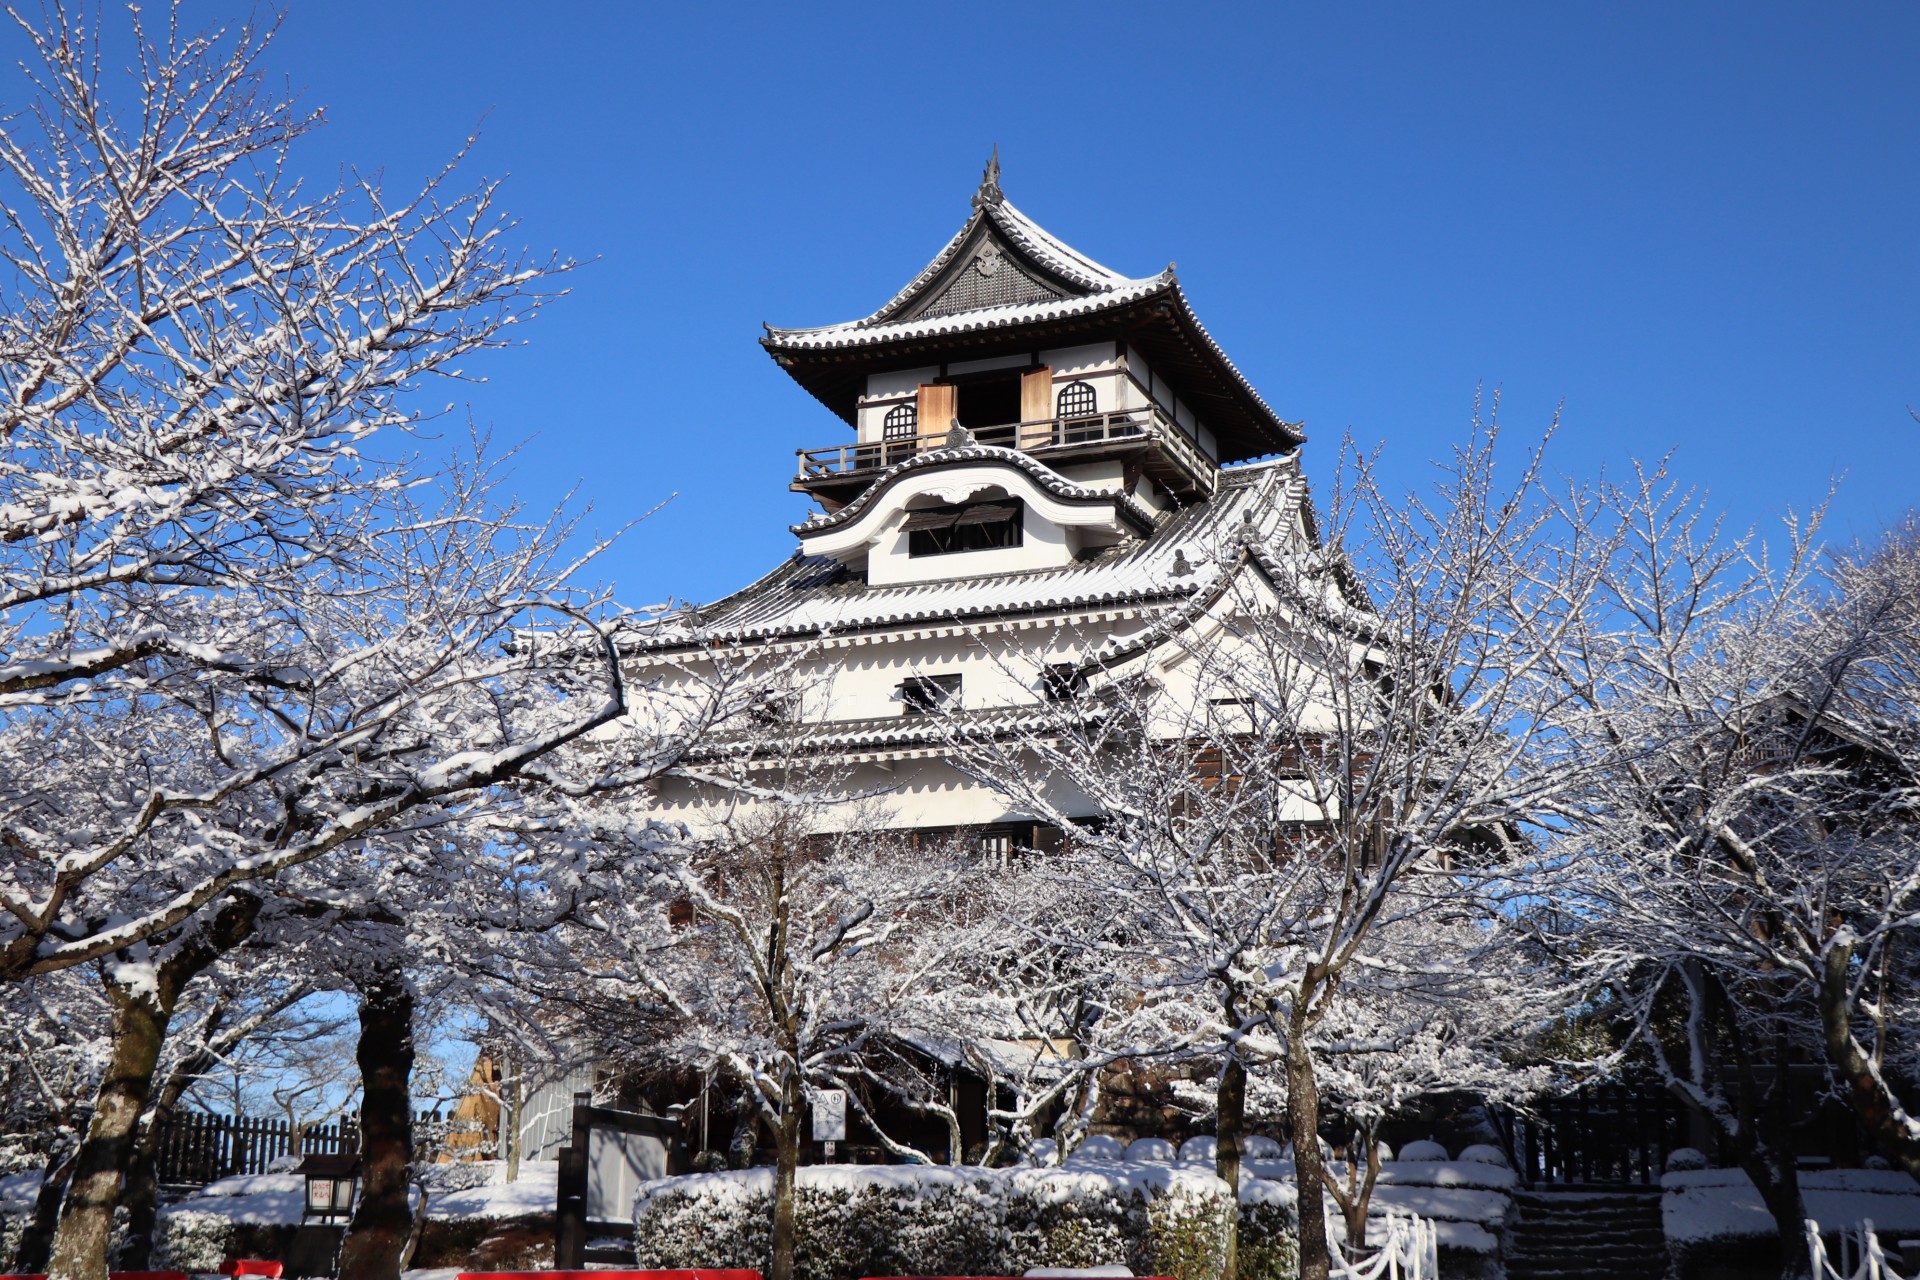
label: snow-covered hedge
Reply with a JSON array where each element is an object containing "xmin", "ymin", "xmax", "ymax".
[
  {"xmin": 0, "ymin": 1173, "xmax": 39, "ymax": 1271},
  {"xmin": 633, "ymin": 1163, "xmax": 1298, "ymax": 1280},
  {"xmin": 0, "ymin": 1212, "xmax": 27, "ymax": 1273}
]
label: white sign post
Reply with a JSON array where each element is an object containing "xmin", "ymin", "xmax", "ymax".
[{"xmin": 813, "ymin": 1089, "xmax": 847, "ymax": 1159}]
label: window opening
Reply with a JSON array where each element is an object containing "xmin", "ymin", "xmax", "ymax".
[
  {"xmin": 903, "ymin": 499, "xmax": 1023, "ymax": 557},
  {"xmin": 883, "ymin": 402, "xmax": 918, "ymax": 437},
  {"xmin": 746, "ymin": 694, "xmax": 796, "ymax": 727},
  {"xmin": 883, "ymin": 402, "xmax": 919, "ymax": 465},
  {"xmin": 955, "ymin": 375, "xmax": 1022, "ymax": 431},
  {"xmin": 900, "ymin": 674, "xmax": 961, "ymax": 715},
  {"xmin": 1056, "ymin": 380, "xmax": 1097, "ymax": 420},
  {"xmin": 1043, "ymin": 663, "xmax": 1087, "ymax": 701}
]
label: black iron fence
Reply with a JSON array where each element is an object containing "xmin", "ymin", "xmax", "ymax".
[
  {"xmin": 152, "ymin": 1110, "xmax": 444, "ymax": 1186},
  {"xmin": 1497, "ymin": 1084, "xmax": 1688, "ymax": 1186}
]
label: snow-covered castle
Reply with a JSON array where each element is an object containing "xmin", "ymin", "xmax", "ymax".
[{"xmin": 623, "ymin": 153, "xmax": 1316, "ymax": 849}]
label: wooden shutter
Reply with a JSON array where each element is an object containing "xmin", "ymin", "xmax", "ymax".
[
  {"xmin": 1020, "ymin": 366, "xmax": 1052, "ymax": 424},
  {"xmin": 917, "ymin": 383, "xmax": 956, "ymax": 434}
]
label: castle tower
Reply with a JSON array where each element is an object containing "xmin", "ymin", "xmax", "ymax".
[{"xmin": 627, "ymin": 159, "xmax": 1321, "ymax": 850}]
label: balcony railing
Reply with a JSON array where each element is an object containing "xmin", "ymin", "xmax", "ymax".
[{"xmin": 794, "ymin": 406, "xmax": 1215, "ymax": 492}]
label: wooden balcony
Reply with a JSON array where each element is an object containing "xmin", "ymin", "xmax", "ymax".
[{"xmin": 792, "ymin": 407, "xmax": 1217, "ymax": 506}]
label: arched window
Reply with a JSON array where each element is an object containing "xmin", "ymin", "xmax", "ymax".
[
  {"xmin": 1056, "ymin": 380, "xmax": 1097, "ymax": 420},
  {"xmin": 883, "ymin": 402, "xmax": 918, "ymax": 438}
]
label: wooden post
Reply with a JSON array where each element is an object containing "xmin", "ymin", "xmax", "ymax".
[{"xmin": 554, "ymin": 1092, "xmax": 591, "ymax": 1270}]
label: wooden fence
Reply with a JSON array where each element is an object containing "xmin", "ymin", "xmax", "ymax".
[
  {"xmin": 1496, "ymin": 1084, "xmax": 1688, "ymax": 1186},
  {"xmin": 152, "ymin": 1110, "xmax": 444, "ymax": 1187}
]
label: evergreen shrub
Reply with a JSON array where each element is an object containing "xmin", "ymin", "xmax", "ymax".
[{"xmin": 633, "ymin": 1163, "xmax": 1300, "ymax": 1280}]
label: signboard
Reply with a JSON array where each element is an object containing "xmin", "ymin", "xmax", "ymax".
[
  {"xmin": 585, "ymin": 1126, "xmax": 668, "ymax": 1222},
  {"xmin": 555, "ymin": 1093, "xmax": 685, "ymax": 1269},
  {"xmin": 812, "ymin": 1089, "xmax": 848, "ymax": 1142}
]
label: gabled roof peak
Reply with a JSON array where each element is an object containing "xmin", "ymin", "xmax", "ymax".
[
  {"xmin": 972, "ymin": 146, "xmax": 1004, "ymax": 211},
  {"xmin": 815, "ymin": 161, "xmax": 1155, "ymax": 334}
]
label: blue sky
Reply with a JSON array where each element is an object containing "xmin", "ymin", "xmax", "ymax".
[{"xmin": 123, "ymin": 4, "xmax": 1920, "ymax": 601}]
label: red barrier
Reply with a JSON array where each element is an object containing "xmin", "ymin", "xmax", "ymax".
[
  {"xmin": 457, "ymin": 1272, "xmax": 763, "ymax": 1280},
  {"xmin": 220, "ymin": 1263, "xmax": 285, "ymax": 1278}
]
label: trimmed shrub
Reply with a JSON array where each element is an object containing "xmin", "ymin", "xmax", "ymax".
[{"xmin": 634, "ymin": 1163, "xmax": 1299, "ymax": 1280}]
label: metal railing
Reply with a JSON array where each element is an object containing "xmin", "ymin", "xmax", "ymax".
[
  {"xmin": 1808, "ymin": 1218, "xmax": 1903, "ymax": 1280},
  {"xmin": 1333, "ymin": 1210, "xmax": 1440, "ymax": 1280},
  {"xmin": 795, "ymin": 406, "xmax": 1215, "ymax": 492}
]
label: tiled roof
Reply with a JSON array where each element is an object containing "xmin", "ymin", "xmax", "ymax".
[
  {"xmin": 689, "ymin": 698, "xmax": 1111, "ymax": 760},
  {"xmin": 622, "ymin": 457, "xmax": 1305, "ymax": 652},
  {"xmin": 858, "ymin": 196, "xmax": 1150, "ymax": 328},
  {"xmin": 765, "ymin": 274, "xmax": 1173, "ymax": 352},
  {"xmin": 792, "ymin": 442, "xmax": 1159, "ymax": 538}
]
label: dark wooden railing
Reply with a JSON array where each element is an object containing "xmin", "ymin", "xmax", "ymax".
[
  {"xmin": 1495, "ymin": 1084, "xmax": 1687, "ymax": 1186},
  {"xmin": 151, "ymin": 1109, "xmax": 445, "ymax": 1186},
  {"xmin": 795, "ymin": 406, "xmax": 1215, "ymax": 494}
]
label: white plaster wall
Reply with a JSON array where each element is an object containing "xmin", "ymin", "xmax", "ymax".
[
  {"xmin": 803, "ymin": 461, "xmax": 1138, "ymax": 583},
  {"xmin": 1041, "ymin": 343, "xmax": 1118, "ymax": 376},
  {"xmin": 868, "ymin": 366, "xmax": 939, "ymax": 398},
  {"xmin": 857, "ymin": 394, "xmax": 917, "ymax": 443},
  {"xmin": 1053, "ymin": 458, "xmax": 1126, "ymax": 491},
  {"xmin": 866, "ymin": 498, "xmax": 1069, "ymax": 586},
  {"xmin": 794, "ymin": 623, "xmax": 1111, "ymax": 722}
]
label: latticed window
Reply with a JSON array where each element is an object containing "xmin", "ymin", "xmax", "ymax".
[
  {"xmin": 883, "ymin": 402, "xmax": 918, "ymax": 439},
  {"xmin": 1056, "ymin": 380, "xmax": 1097, "ymax": 420}
]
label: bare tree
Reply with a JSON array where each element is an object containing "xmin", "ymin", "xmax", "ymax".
[
  {"xmin": 957, "ymin": 411, "xmax": 1606, "ymax": 1280},
  {"xmin": 1556, "ymin": 493, "xmax": 1920, "ymax": 1277},
  {"xmin": 514, "ymin": 709, "xmax": 1000, "ymax": 1280},
  {"xmin": 0, "ymin": 6, "xmax": 672, "ymax": 1276}
]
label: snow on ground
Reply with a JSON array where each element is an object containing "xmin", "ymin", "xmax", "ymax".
[
  {"xmin": 426, "ymin": 1160, "xmax": 557, "ymax": 1220},
  {"xmin": 163, "ymin": 1160, "xmax": 559, "ymax": 1226},
  {"xmin": 1664, "ymin": 1167, "xmax": 1920, "ymax": 1242},
  {"xmin": 0, "ymin": 1170, "xmax": 42, "ymax": 1212},
  {"xmin": 169, "ymin": 1172, "xmax": 307, "ymax": 1225}
]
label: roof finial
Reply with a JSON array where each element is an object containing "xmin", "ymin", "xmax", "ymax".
[{"xmin": 972, "ymin": 145, "xmax": 1003, "ymax": 210}]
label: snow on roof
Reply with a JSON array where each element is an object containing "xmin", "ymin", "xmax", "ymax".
[
  {"xmin": 692, "ymin": 700, "xmax": 1110, "ymax": 760},
  {"xmin": 793, "ymin": 442, "xmax": 1160, "ymax": 538},
  {"xmin": 834, "ymin": 192, "xmax": 1155, "ymax": 338},
  {"xmin": 768, "ymin": 275, "xmax": 1174, "ymax": 352},
  {"xmin": 623, "ymin": 458, "xmax": 1303, "ymax": 651}
]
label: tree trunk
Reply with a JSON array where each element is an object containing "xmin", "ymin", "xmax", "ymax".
[
  {"xmin": 769, "ymin": 1071, "xmax": 802, "ymax": 1280},
  {"xmin": 1286, "ymin": 1032, "xmax": 1332, "ymax": 1280},
  {"xmin": 1820, "ymin": 940, "xmax": 1920, "ymax": 1178},
  {"xmin": 1333, "ymin": 1124, "xmax": 1383, "ymax": 1253},
  {"xmin": 729, "ymin": 1090, "xmax": 761, "ymax": 1170},
  {"xmin": 44, "ymin": 895, "xmax": 257, "ymax": 1280},
  {"xmin": 337, "ymin": 975, "xmax": 418, "ymax": 1280},
  {"xmin": 1215, "ymin": 1054, "xmax": 1247, "ymax": 1280},
  {"xmin": 1739, "ymin": 1143, "xmax": 1807, "ymax": 1280},
  {"xmin": 13, "ymin": 1146, "xmax": 76, "ymax": 1273},
  {"xmin": 115, "ymin": 1140, "xmax": 159, "ymax": 1271},
  {"xmin": 48, "ymin": 982, "xmax": 168, "ymax": 1280},
  {"xmin": 503, "ymin": 1055, "xmax": 521, "ymax": 1183},
  {"xmin": 119, "ymin": 1026, "xmax": 216, "ymax": 1270}
]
